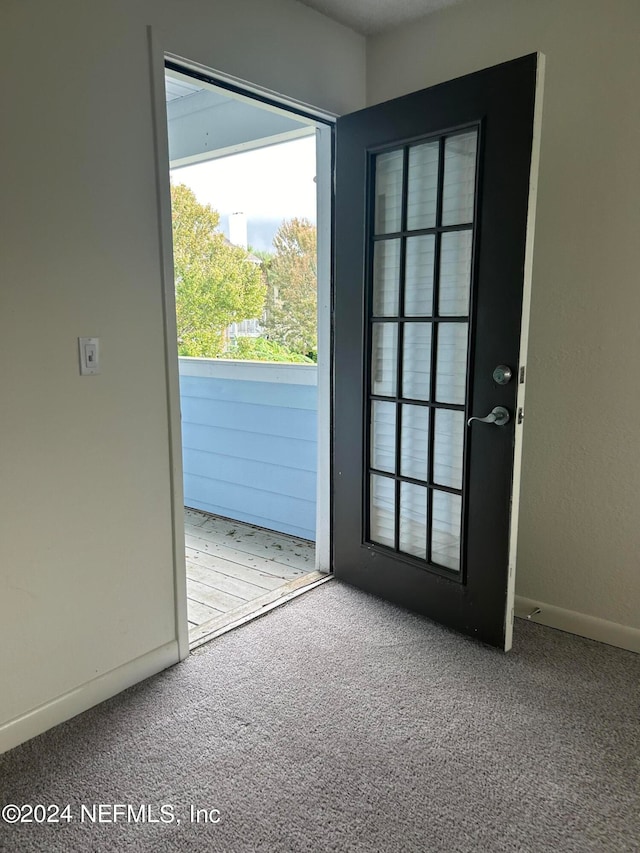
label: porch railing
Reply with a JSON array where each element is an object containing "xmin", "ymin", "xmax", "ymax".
[{"xmin": 178, "ymin": 357, "xmax": 318, "ymax": 541}]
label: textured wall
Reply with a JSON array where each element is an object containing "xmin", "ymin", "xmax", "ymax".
[{"xmin": 0, "ymin": 0, "xmax": 364, "ymax": 745}]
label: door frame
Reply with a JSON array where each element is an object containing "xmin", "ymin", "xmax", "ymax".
[
  {"xmin": 504, "ymin": 54, "xmax": 545, "ymax": 648},
  {"xmin": 148, "ymin": 28, "xmax": 336, "ymax": 659}
]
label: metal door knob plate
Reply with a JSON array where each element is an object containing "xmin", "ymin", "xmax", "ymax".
[
  {"xmin": 467, "ymin": 406, "xmax": 510, "ymax": 427},
  {"xmin": 492, "ymin": 365, "xmax": 513, "ymax": 385}
]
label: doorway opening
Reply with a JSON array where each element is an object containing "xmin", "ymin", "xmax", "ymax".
[{"xmin": 163, "ymin": 62, "xmax": 333, "ymax": 648}]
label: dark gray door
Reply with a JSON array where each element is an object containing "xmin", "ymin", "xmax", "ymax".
[{"xmin": 333, "ymin": 54, "xmax": 543, "ymax": 650}]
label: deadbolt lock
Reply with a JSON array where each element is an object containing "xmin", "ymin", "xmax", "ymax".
[{"xmin": 492, "ymin": 364, "xmax": 513, "ymax": 385}]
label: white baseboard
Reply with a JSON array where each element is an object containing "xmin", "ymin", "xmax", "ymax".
[
  {"xmin": 515, "ymin": 596, "xmax": 640, "ymax": 654},
  {"xmin": 0, "ymin": 640, "xmax": 180, "ymax": 755}
]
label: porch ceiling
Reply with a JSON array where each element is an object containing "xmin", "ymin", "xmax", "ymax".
[{"xmin": 165, "ymin": 69, "xmax": 313, "ymax": 167}]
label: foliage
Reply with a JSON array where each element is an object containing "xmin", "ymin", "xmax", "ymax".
[
  {"xmin": 249, "ymin": 247, "xmax": 273, "ymax": 270},
  {"xmin": 223, "ymin": 336, "xmax": 314, "ymax": 364},
  {"xmin": 171, "ymin": 183, "xmax": 266, "ymax": 357},
  {"xmin": 263, "ymin": 218, "xmax": 317, "ymax": 360}
]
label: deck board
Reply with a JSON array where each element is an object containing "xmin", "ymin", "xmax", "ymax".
[
  {"xmin": 186, "ymin": 559, "xmax": 273, "ymax": 600},
  {"xmin": 184, "ymin": 508, "xmax": 210, "ymax": 528},
  {"xmin": 185, "ymin": 509, "xmax": 317, "ymax": 640},
  {"xmin": 187, "ymin": 578, "xmax": 246, "ymax": 613},
  {"xmin": 186, "ymin": 517, "xmax": 314, "ymax": 572},
  {"xmin": 186, "ymin": 547, "xmax": 287, "ymax": 588},
  {"xmin": 184, "ymin": 534, "xmax": 305, "ymax": 579},
  {"xmin": 187, "ymin": 598, "xmax": 223, "ymax": 624}
]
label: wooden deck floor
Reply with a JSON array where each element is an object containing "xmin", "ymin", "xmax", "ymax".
[{"xmin": 185, "ymin": 508, "xmax": 318, "ymax": 643}]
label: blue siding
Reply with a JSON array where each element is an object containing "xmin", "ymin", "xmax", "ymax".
[
  {"xmin": 179, "ymin": 366, "xmax": 317, "ymax": 541},
  {"xmin": 182, "ymin": 397, "xmax": 315, "ymax": 441},
  {"xmin": 180, "ymin": 375, "xmax": 317, "ymax": 409}
]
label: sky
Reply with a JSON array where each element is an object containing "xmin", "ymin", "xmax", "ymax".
[{"xmin": 170, "ymin": 135, "xmax": 317, "ymax": 252}]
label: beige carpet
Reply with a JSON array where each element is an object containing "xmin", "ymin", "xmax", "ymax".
[{"xmin": 1, "ymin": 581, "xmax": 639, "ymax": 852}]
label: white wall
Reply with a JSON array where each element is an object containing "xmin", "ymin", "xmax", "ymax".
[
  {"xmin": 368, "ymin": 0, "xmax": 640, "ymax": 644},
  {"xmin": 0, "ymin": 0, "xmax": 365, "ymax": 752}
]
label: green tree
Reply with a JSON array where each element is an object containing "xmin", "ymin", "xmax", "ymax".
[
  {"xmin": 263, "ymin": 218, "xmax": 317, "ymax": 360},
  {"xmin": 171, "ymin": 183, "xmax": 266, "ymax": 357},
  {"xmin": 223, "ymin": 336, "xmax": 314, "ymax": 364}
]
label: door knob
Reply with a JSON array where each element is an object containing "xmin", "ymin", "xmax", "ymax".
[
  {"xmin": 492, "ymin": 365, "xmax": 513, "ymax": 385},
  {"xmin": 467, "ymin": 406, "xmax": 510, "ymax": 427}
]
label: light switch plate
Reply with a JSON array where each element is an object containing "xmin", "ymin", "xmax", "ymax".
[{"xmin": 78, "ymin": 337, "xmax": 100, "ymax": 375}]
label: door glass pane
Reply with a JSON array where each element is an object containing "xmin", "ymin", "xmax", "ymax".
[
  {"xmin": 431, "ymin": 491, "xmax": 462, "ymax": 572},
  {"xmin": 433, "ymin": 409, "xmax": 465, "ymax": 490},
  {"xmin": 400, "ymin": 483, "xmax": 427, "ymax": 559},
  {"xmin": 400, "ymin": 404, "xmax": 429, "ymax": 481},
  {"xmin": 371, "ymin": 323, "xmax": 398, "ymax": 397},
  {"xmin": 405, "ymin": 235, "xmax": 435, "ymax": 317},
  {"xmin": 366, "ymin": 129, "xmax": 479, "ymax": 575},
  {"xmin": 370, "ymin": 474, "xmax": 395, "ymax": 548},
  {"xmin": 371, "ymin": 401, "xmax": 396, "ymax": 473},
  {"xmin": 372, "ymin": 239, "xmax": 401, "ymax": 316},
  {"xmin": 439, "ymin": 230, "xmax": 473, "ymax": 317},
  {"xmin": 407, "ymin": 141, "xmax": 439, "ymax": 231},
  {"xmin": 435, "ymin": 322, "xmax": 467, "ymax": 405},
  {"xmin": 402, "ymin": 323, "xmax": 431, "ymax": 400},
  {"xmin": 442, "ymin": 130, "xmax": 477, "ymax": 226},
  {"xmin": 375, "ymin": 150, "xmax": 403, "ymax": 234}
]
